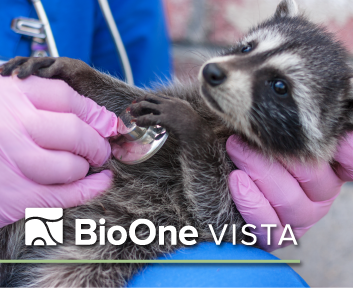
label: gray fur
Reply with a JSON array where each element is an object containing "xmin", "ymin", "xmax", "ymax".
[
  {"xmin": 1, "ymin": 0, "xmax": 353, "ymax": 286},
  {"xmin": 0, "ymin": 75, "xmax": 243, "ymax": 287}
]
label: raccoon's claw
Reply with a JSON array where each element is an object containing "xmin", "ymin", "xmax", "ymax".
[
  {"xmin": 129, "ymin": 94, "xmax": 211, "ymax": 144},
  {"xmin": 0, "ymin": 56, "xmax": 56, "ymax": 79},
  {"xmin": 0, "ymin": 56, "xmax": 28, "ymax": 76},
  {"xmin": 129, "ymin": 94, "xmax": 170, "ymax": 128},
  {"xmin": 0, "ymin": 57, "xmax": 90, "ymax": 86},
  {"xmin": 130, "ymin": 95, "xmax": 162, "ymax": 117}
]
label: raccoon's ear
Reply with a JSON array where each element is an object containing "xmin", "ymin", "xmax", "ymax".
[{"xmin": 274, "ymin": 0, "xmax": 299, "ymax": 18}]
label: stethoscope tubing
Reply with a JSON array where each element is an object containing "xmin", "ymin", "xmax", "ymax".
[{"xmin": 30, "ymin": 0, "xmax": 134, "ymax": 86}]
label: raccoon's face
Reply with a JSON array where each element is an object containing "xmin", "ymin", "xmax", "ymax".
[{"xmin": 199, "ymin": 0, "xmax": 353, "ymax": 161}]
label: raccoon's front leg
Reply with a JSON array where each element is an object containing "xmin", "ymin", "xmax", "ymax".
[
  {"xmin": 0, "ymin": 56, "xmax": 146, "ymax": 115},
  {"xmin": 130, "ymin": 94, "xmax": 214, "ymax": 145},
  {"xmin": 130, "ymin": 95, "xmax": 244, "ymax": 240}
]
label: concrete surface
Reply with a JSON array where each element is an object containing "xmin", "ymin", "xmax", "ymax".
[{"xmin": 272, "ymin": 182, "xmax": 353, "ymax": 287}]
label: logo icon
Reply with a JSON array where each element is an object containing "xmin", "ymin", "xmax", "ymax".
[{"xmin": 25, "ymin": 208, "xmax": 63, "ymax": 246}]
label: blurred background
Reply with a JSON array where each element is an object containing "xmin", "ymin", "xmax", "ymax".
[
  {"xmin": 165, "ymin": 0, "xmax": 353, "ymax": 80},
  {"xmin": 163, "ymin": 0, "xmax": 353, "ymax": 286}
]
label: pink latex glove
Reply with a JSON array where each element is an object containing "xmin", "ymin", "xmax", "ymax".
[
  {"xmin": 0, "ymin": 75, "xmax": 119, "ymax": 228},
  {"xmin": 226, "ymin": 135, "xmax": 353, "ymax": 252}
]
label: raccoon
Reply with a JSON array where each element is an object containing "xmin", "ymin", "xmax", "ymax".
[{"xmin": 1, "ymin": 0, "xmax": 353, "ymax": 286}]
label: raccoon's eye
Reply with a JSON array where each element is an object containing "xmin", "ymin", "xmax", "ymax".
[
  {"xmin": 272, "ymin": 80, "xmax": 288, "ymax": 96},
  {"xmin": 241, "ymin": 44, "xmax": 252, "ymax": 53}
]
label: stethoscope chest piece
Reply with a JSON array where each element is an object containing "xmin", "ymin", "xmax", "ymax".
[{"xmin": 110, "ymin": 108, "xmax": 168, "ymax": 165}]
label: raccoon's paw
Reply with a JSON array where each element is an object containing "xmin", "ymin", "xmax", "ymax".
[
  {"xmin": 129, "ymin": 94, "xmax": 213, "ymax": 144},
  {"xmin": 0, "ymin": 56, "xmax": 89, "ymax": 82},
  {"xmin": 1, "ymin": 56, "xmax": 54, "ymax": 79}
]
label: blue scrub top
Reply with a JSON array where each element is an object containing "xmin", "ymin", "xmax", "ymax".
[
  {"xmin": 0, "ymin": 0, "xmax": 172, "ymax": 88},
  {"xmin": 128, "ymin": 243, "xmax": 309, "ymax": 287}
]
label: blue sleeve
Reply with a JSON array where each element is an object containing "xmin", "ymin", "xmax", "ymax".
[
  {"xmin": 0, "ymin": 0, "xmax": 172, "ymax": 88},
  {"xmin": 0, "ymin": 0, "xmax": 96, "ymax": 62},
  {"xmin": 128, "ymin": 243, "xmax": 309, "ymax": 287},
  {"xmin": 91, "ymin": 0, "xmax": 173, "ymax": 88}
]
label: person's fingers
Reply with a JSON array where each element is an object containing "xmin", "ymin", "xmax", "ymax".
[
  {"xmin": 13, "ymin": 76, "xmax": 118, "ymax": 137},
  {"xmin": 229, "ymin": 170, "xmax": 311, "ymax": 252},
  {"xmin": 229, "ymin": 170, "xmax": 282, "ymax": 240},
  {"xmin": 226, "ymin": 135, "xmax": 316, "ymax": 227},
  {"xmin": 23, "ymin": 110, "xmax": 111, "ymax": 166},
  {"xmin": 334, "ymin": 133, "xmax": 353, "ymax": 181},
  {"xmin": 41, "ymin": 170, "xmax": 113, "ymax": 208},
  {"xmin": 229, "ymin": 171, "xmax": 280, "ymax": 223},
  {"xmin": 12, "ymin": 143, "xmax": 89, "ymax": 185},
  {"xmin": 0, "ymin": 170, "xmax": 114, "ymax": 228},
  {"xmin": 283, "ymin": 160, "xmax": 342, "ymax": 202}
]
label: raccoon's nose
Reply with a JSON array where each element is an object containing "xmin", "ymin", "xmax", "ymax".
[{"xmin": 203, "ymin": 63, "xmax": 227, "ymax": 86}]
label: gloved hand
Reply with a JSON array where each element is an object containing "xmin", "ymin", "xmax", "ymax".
[
  {"xmin": 226, "ymin": 135, "xmax": 353, "ymax": 252},
  {"xmin": 0, "ymin": 75, "xmax": 119, "ymax": 228}
]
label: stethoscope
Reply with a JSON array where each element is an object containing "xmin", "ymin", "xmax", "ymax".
[{"xmin": 11, "ymin": 0, "xmax": 168, "ymax": 165}]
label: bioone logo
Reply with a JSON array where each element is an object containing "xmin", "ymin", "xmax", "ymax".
[
  {"xmin": 25, "ymin": 208, "xmax": 63, "ymax": 246},
  {"xmin": 24, "ymin": 208, "xmax": 298, "ymax": 247}
]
